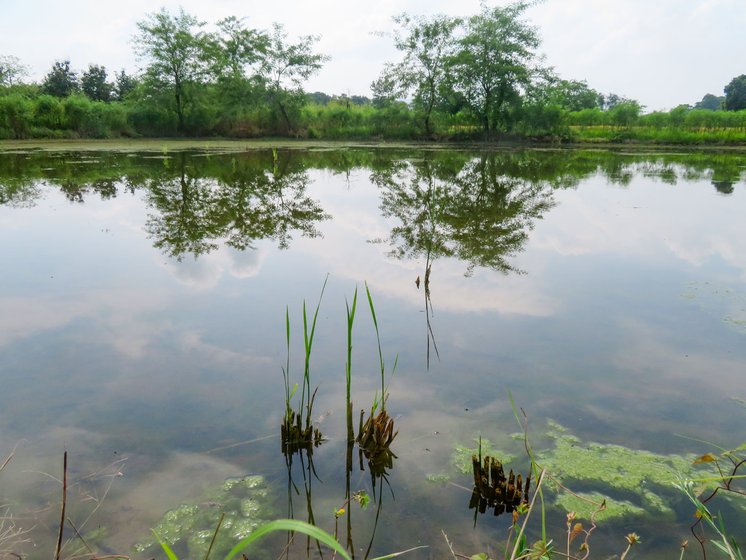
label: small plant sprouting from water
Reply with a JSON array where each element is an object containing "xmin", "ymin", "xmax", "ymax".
[
  {"xmin": 281, "ymin": 277, "xmax": 328, "ymax": 455},
  {"xmin": 355, "ymin": 282, "xmax": 399, "ymax": 480},
  {"xmin": 277, "ymin": 280, "xmax": 406, "ymax": 557}
]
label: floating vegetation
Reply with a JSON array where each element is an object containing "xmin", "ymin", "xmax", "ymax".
[
  {"xmin": 468, "ymin": 453, "xmax": 530, "ymax": 517},
  {"xmin": 446, "ymin": 421, "xmax": 719, "ymax": 522},
  {"xmin": 554, "ymin": 491, "xmax": 645, "ymax": 521},
  {"xmin": 453, "ymin": 438, "xmax": 516, "ymax": 475},
  {"xmin": 135, "ymin": 475, "xmax": 273, "ymax": 559},
  {"xmin": 540, "ymin": 420, "xmax": 713, "ymax": 518}
]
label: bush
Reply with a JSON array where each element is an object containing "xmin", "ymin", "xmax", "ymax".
[
  {"xmin": 33, "ymin": 94, "xmax": 63, "ymax": 129},
  {"xmin": 0, "ymin": 93, "xmax": 33, "ymax": 138}
]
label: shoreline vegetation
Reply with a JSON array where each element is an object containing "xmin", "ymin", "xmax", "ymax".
[
  {"xmin": 3, "ymin": 3, "xmax": 746, "ymax": 146},
  {"xmin": 4, "ymin": 138, "xmax": 746, "ymax": 154}
]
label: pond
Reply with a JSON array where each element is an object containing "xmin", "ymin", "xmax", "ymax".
[{"xmin": 0, "ymin": 144, "xmax": 744, "ymax": 559}]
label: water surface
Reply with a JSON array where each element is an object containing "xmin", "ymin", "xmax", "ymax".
[{"xmin": 1, "ymin": 146, "xmax": 745, "ymax": 558}]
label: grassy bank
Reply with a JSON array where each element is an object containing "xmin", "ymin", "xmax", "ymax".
[{"xmin": 4, "ymin": 137, "xmax": 746, "ymax": 156}]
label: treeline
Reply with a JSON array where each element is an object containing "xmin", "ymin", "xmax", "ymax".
[{"xmin": 1, "ymin": 3, "xmax": 746, "ymax": 143}]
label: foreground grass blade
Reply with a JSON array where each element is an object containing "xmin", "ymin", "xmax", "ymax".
[
  {"xmin": 153, "ymin": 530, "xmax": 179, "ymax": 560},
  {"xmin": 223, "ymin": 519, "xmax": 352, "ymax": 560}
]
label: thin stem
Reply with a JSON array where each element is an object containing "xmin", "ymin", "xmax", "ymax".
[{"xmin": 54, "ymin": 452, "xmax": 68, "ymax": 560}]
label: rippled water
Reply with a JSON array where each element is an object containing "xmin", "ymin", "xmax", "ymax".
[{"xmin": 0, "ymin": 146, "xmax": 744, "ymax": 559}]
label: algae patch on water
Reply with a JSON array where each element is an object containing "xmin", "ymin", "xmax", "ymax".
[
  {"xmin": 427, "ymin": 437, "xmax": 517, "ymax": 484},
  {"xmin": 445, "ymin": 421, "xmax": 718, "ymax": 522},
  {"xmin": 539, "ymin": 421, "xmax": 703, "ymax": 518},
  {"xmin": 135, "ymin": 475, "xmax": 273, "ymax": 559}
]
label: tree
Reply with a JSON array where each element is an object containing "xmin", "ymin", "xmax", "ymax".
[
  {"xmin": 80, "ymin": 64, "xmax": 112, "ymax": 102},
  {"xmin": 209, "ymin": 16, "xmax": 267, "ymax": 80},
  {"xmin": 207, "ymin": 16, "xmax": 268, "ymax": 131},
  {"xmin": 694, "ymin": 93, "xmax": 724, "ymax": 111},
  {"xmin": 133, "ymin": 8, "xmax": 210, "ymax": 133},
  {"xmin": 114, "ymin": 69, "xmax": 137, "ymax": 100},
  {"xmin": 0, "ymin": 55, "xmax": 29, "ymax": 86},
  {"xmin": 600, "ymin": 92, "xmax": 637, "ymax": 111},
  {"xmin": 448, "ymin": 1, "xmax": 541, "ymax": 134},
  {"xmin": 260, "ymin": 24, "xmax": 328, "ymax": 133},
  {"xmin": 41, "ymin": 60, "xmax": 79, "ymax": 97},
  {"xmin": 373, "ymin": 13, "xmax": 460, "ymax": 137},
  {"xmin": 544, "ymin": 78, "xmax": 602, "ymax": 112},
  {"xmin": 724, "ymin": 74, "xmax": 746, "ymax": 111},
  {"xmin": 308, "ymin": 91, "xmax": 332, "ymax": 105}
]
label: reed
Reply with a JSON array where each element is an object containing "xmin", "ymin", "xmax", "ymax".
[{"xmin": 281, "ymin": 277, "xmax": 328, "ymax": 455}]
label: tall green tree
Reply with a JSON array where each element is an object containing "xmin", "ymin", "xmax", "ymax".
[
  {"xmin": 260, "ymin": 23, "xmax": 328, "ymax": 133},
  {"xmin": 209, "ymin": 16, "xmax": 267, "ymax": 80},
  {"xmin": 80, "ymin": 64, "xmax": 112, "ymax": 102},
  {"xmin": 41, "ymin": 60, "xmax": 79, "ymax": 97},
  {"xmin": 694, "ymin": 93, "xmax": 724, "ymax": 111},
  {"xmin": 724, "ymin": 74, "xmax": 746, "ymax": 111},
  {"xmin": 133, "ymin": 8, "xmax": 210, "ymax": 133},
  {"xmin": 543, "ymin": 78, "xmax": 602, "ymax": 111},
  {"xmin": 207, "ymin": 16, "xmax": 268, "ymax": 131},
  {"xmin": 373, "ymin": 13, "xmax": 460, "ymax": 137},
  {"xmin": 0, "ymin": 55, "xmax": 29, "ymax": 86},
  {"xmin": 114, "ymin": 69, "xmax": 137, "ymax": 100},
  {"xmin": 448, "ymin": 1, "xmax": 541, "ymax": 134}
]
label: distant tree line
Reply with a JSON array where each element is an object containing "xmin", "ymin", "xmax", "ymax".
[{"xmin": 1, "ymin": 3, "xmax": 746, "ymax": 142}]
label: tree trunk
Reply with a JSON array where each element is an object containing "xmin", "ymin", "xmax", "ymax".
[{"xmin": 174, "ymin": 76, "xmax": 185, "ymax": 134}]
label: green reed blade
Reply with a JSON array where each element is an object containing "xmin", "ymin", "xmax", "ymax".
[
  {"xmin": 152, "ymin": 530, "xmax": 179, "ymax": 560},
  {"xmin": 345, "ymin": 286, "xmax": 358, "ymax": 402},
  {"xmin": 223, "ymin": 519, "xmax": 351, "ymax": 560}
]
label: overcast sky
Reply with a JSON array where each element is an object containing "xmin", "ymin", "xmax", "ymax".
[{"xmin": 1, "ymin": 0, "xmax": 744, "ymax": 111}]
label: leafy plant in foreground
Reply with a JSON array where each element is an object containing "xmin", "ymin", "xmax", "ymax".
[{"xmin": 675, "ymin": 441, "xmax": 745, "ymax": 560}]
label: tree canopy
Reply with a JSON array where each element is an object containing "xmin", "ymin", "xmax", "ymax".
[
  {"xmin": 372, "ymin": 13, "xmax": 461, "ymax": 136},
  {"xmin": 724, "ymin": 75, "xmax": 746, "ymax": 111},
  {"xmin": 41, "ymin": 60, "xmax": 79, "ymax": 97},
  {"xmin": 81, "ymin": 64, "xmax": 112, "ymax": 102},
  {"xmin": 0, "ymin": 55, "xmax": 29, "ymax": 86},
  {"xmin": 134, "ymin": 8, "xmax": 211, "ymax": 133}
]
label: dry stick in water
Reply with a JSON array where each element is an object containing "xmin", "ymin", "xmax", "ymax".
[
  {"xmin": 55, "ymin": 451, "xmax": 68, "ymax": 560},
  {"xmin": 204, "ymin": 512, "xmax": 225, "ymax": 560}
]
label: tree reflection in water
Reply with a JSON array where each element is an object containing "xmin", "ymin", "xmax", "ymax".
[
  {"xmin": 370, "ymin": 153, "xmax": 557, "ymax": 366},
  {"xmin": 144, "ymin": 151, "xmax": 329, "ymax": 260}
]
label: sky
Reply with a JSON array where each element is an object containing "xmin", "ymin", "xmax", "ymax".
[{"xmin": 1, "ymin": 0, "xmax": 744, "ymax": 112}]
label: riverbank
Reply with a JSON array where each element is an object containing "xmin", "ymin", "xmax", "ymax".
[{"xmin": 3, "ymin": 137, "xmax": 746, "ymax": 154}]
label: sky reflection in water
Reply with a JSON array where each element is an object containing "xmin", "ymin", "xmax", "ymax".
[{"xmin": 0, "ymin": 147, "xmax": 744, "ymax": 558}]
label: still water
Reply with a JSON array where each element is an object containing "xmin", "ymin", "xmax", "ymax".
[{"xmin": 0, "ymin": 146, "xmax": 744, "ymax": 559}]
